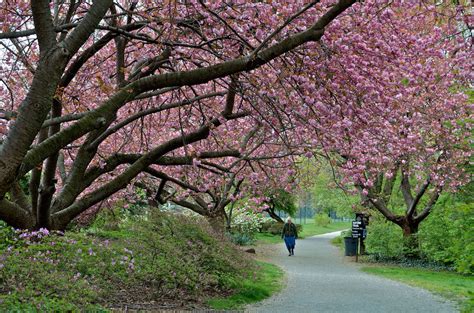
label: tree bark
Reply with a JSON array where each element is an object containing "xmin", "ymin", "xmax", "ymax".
[
  {"xmin": 207, "ymin": 213, "xmax": 226, "ymax": 236},
  {"xmin": 37, "ymin": 99, "xmax": 63, "ymax": 228},
  {"xmin": 264, "ymin": 207, "xmax": 284, "ymax": 223},
  {"xmin": 397, "ymin": 217, "xmax": 420, "ymax": 258},
  {"xmin": 0, "ymin": 199, "xmax": 34, "ymax": 229}
]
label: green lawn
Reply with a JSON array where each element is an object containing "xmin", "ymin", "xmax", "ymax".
[
  {"xmin": 207, "ymin": 261, "xmax": 284, "ymax": 310},
  {"xmin": 255, "ymin": 232, "xmax": 284, "ymax": 244},
  {"xmin": 298, "ymin": 221, "xmax": 350, "ymax": 238},
  {"xmin": 255, "ymin": 220, "xmax": 350, "ymax": 244},
  {"xmin": 362, "ymin": 266, "xmax": 474, "ymax": 313}
]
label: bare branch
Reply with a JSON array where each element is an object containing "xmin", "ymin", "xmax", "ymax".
[
  {"xmin": 251, "ymin": 0, "xmax": 321, "ymax": 57},
  {"xmin": 407, "ymin": 176, "xmax": 431, "ymax": 217},
  {"xmin": 89, "ymin": 92, "xmax": 226, "ymax": 148},
  {"xmin": 31, "ymin": 0, "xmax": 57, "ymax": 52},
  {"xmin": 415, "ymin": 186, "xmax": 443, "ymax": 223}
]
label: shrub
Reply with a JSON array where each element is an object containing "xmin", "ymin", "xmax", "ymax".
[
  {"xmin": 314, "ymin": 213, "xmax": 331, "ymax": 227},
  {"xmin": 331, "ymin": 235, "xmax": 343, "ymax": 247},
  {"xmin": 295, "ymin": 223, "xmax": 303, "ymax": 234},
  {"xmin": 419, "ymin": 202, "xmax": 474, "ymax": 274},
  {"xmin": 228, "ymin": 233, "xmax": 255, "ymax": 246},
  {"xmin": 263, "ymin": 221, "xmax": 285, "ymax": 235},
  {"xmin": 364, "ymin": 203, "xmax": 473, "ymax": 275},
  {"xmin": 260, "ymin": 220, "xmax": 278, "ymax": 233},
  {"xmin": 230, "ymin": 209, "xmax": 268, "ymax": 243},
  {"xmin": 365, "ymin": 215, "xmax": 404, "ymax": 260}
]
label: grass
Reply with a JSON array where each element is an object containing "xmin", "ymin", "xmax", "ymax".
[
  {"xmin": 207, "ymin": 261, "xmax": 284, "ymax": 310},
  {"xmin": 362, "ymin": 266, "xmax": 474, "ymax": 312},
  {"xmin": 255, "ymin": 232, "xmax": 284, "ymax": 244},
  {"xmin": 255, "ymin": 220, "xmax": 350, "ymax": 245},
  {"xmin": 298, "ymin": 220, "xmax": 350, "ymax": 238},
  {"xmin": 330, "ymin": 235, "xmax": 343, "ymax": 247}
]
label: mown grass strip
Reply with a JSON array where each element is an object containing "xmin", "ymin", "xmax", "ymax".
[
  {"xmin": 298, "ymin": 221, "xmax": 350, "ymax": 238},
  {"xmin": 362, "ymin": 266, "xmax": 474, "ymax": 313},
  {"xmin": 206, "ymin": 261, "xmax": 284, "ymax": 310},
  {"xmin": 255, "ymin": 221, "xmax": 350, "ymax": 245}
]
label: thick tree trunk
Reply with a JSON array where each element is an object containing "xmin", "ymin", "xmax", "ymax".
[
  {"xmin": 0, "ymin": 199, "xmax": 35, "ymax": 229},
  {"xmin": 225, "ymin": 202, "xmax": 235, "ymax": 232},
  {"xmin": 398, "ymin": 218, "xmax": 420, "ymax": 258},
  {"xmin": 37, "ymin": 99, "xmax": 62, "ymax": 229},
  {"xmin": 207, "ymin": 214, "xmax": 226, "ymax": 236}
]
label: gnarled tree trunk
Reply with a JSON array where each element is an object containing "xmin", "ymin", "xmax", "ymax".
[{"xmin": 395, "ymin": 217, "xmax": 420, "ymax": 258}]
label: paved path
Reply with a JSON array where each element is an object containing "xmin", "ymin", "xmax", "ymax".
[{"xmin": 246, "ymin": 231, "xmax": 457, "ymax": 313}]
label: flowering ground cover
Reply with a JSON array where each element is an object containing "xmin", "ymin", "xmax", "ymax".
[{"xmin": 0, "ymin": 211, "xmax": 276, "ymax": 311}]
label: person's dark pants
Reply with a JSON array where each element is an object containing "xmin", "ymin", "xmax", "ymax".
[{"xmin": 284, "ymin": 235, "xmax": 296, "ymax": 255}]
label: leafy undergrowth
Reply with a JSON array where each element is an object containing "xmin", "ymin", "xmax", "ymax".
[
  {"xmin": 330, "ymin": 235, "xmax": 343, "ymax": 247},
  {"xmin": 0, "ymin": 211, "xmax": 256, "ymax": 311},
  {"xmin": 362, "ymin": 266, "xmax": 474, "ymax": 313},
  {"xmin": 206, "ymin": 261, "xmax": 284, "ymax": 310}
]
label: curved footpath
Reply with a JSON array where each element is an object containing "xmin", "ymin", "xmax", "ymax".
[{"xmin": 246, "ymin": 231, "xmax": 457, "ymax": 313}]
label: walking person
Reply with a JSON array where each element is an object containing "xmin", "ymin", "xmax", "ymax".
[{"xmin": 281, "ymin": 217, "xmax": 298, "ymax": 256}]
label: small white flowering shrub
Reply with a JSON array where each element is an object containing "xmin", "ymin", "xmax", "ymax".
[{"xmin": 229, "ymin": 208, "xmax": 271, "ymax": 244}]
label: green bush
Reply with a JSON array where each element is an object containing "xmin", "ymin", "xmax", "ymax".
[
  {"xmin": 364, "ymin": 201, "xmax": 473, "ymax": 275},
  {"xmin": 262, "ymin": 221, "xmax": 285, "ymax": 235},
  {"xmin": 331, "ymin": 235, "xmax": 343, "ymax": 247},
  {"xmin": 419, "ymin": 202, "xmax": 474, "ymax": 274},
  {"xmin": 295, "ymin": 223, "xmax": 303, "ymax": 234},
  {"xmin": 314, "ymin": 213, "xmax": 331, "ymax": 227},
  {"xmin": 260, "ymin": 220, "xmax": 277, "ymax": 233},
  {"xmin": 365, "ymin": 215, "xmax": 404, "ymax": 260},
  {"xmin": 228, "ymin": 232, "xmax": 255, "ymax": 246}
]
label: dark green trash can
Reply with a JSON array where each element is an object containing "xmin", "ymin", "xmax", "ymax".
[{"xmin": 344, "ymin": 237, "xmax": 358, "ymax": 256}]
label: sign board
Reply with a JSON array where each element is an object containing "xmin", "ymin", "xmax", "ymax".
[
  {"xmin": 351, "ymin": 220, "xmax": 367, "ymax": 239},
  {"xmin": 352, "ymin": 221, "xmax": 363, "ymax": 230},
  {"xmin": 351, "ymin": 230, "xmax": 367, "ymax": 239}
]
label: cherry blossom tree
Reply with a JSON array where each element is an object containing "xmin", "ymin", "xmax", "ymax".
[
  {"xmin": 0, "ymin": 0, "xmax": 356, "ymax": 229},
  {"xmin": 290, "ymin": 1, "xmax": 472, "ymax": 244},
  {"xmin": 136, "ymin": 120, "xmax": 300, "ymax": 231},
  {"xmin": 0, "ymin": 0, "xmax": 470, "ymax": 234}
]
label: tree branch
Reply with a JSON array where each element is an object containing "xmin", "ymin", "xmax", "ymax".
[
  {"xmin": 407, "ymin": 176, "xmax": 431, "ymax": 217},
  {"xmin": 19, "ymin": 0, "xmax": 354, "ymax": 177},
  {"xmin": 10, "ymin": 182, "xmax": 31, "ymax": 212},
  {"xmin": 89, "ymin": 91, "xmax": 226, "ymax": 148},
  {"xmin": 400, "ymin": 165, "xmax": 414, "ymax": 209},
  {"xmin": 414, "ymin": 186, "xmax": 443, "ymax": 223},
  {"xmin": 31, "ymin": 0, "xmax": 57, "ymax": 53},
  {"xmin": 42, "ymin": 112, "xmax": 88, "ymax": 128},
  {"xmin": 250, "ymin": 0, "xmax": 321, "ymax": 57},
  {"xmin": 63, "ymin": 0, "xmax": 114, "ymax": 56},
  {"xmin": 51, "ymin": 111, "xmax": 242, "ymax": 227},
  {"xmin": 144, "ymin": 168, "xmax": 201, "ymax": 193},
  {"xmin": 0, "ymin": 199, "xmax": 34, "ymax": 229}
]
